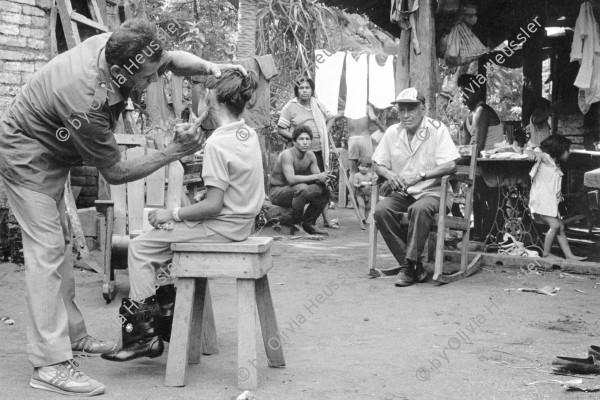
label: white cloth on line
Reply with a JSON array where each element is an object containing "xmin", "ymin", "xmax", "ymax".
[
  {"xmin": 314, "ymin": 50, "xmax": 345, "ymax": 114},
  {"xmin": 368, "ymin": 55, "xmax": 395, "ymax": 109},
  {"xmin": 571, "ymin": 1, "xmax": 600, "ymax": 109},
  {"xmin": 344, "ymin": 53, "xmax": 368, "ymax": 119}
]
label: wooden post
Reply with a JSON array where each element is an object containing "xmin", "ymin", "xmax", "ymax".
[
  {"xmin": 522, "ymin": 15, "xmax": 545, "ymax": 125},
  {"xmin": 337, "ymin": 149, "xmax": 348, "ymax": 208},
  {"xmin": 395, "ymin": 29, "xmax": 411, "ymax": 96},
  {"xmin": 409, "ymin": 0, "xmax": 437, "ymax": 117}
]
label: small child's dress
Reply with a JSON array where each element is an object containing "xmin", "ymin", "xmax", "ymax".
[{"xmin": 528, "ymin": 152, "xmax": 563, "ymax": 218}]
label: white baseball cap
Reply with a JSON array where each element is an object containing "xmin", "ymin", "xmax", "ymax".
[{"xmin": 392, "ymin": 88, "xmax": 425, "ymax": 105}]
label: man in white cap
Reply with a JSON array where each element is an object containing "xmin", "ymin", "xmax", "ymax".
[{"xmin": 372, "ymin": 88, "xmax": 460, "ymax": 286}]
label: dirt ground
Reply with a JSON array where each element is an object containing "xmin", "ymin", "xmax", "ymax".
[{"xmin": 1, "ymin": 208, "xmax": 600, "ymax": 400}]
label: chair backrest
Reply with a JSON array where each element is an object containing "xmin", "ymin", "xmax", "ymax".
[{"xmin": 110, "ymin": 147, "xmax": 184, "ymax": 235}]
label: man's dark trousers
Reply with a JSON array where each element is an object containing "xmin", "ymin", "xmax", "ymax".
[
  {"xmin": 270, "ymin": 183, "xmax": 329, "ymax": 225},
  {"xmin": 374, "ymin": 192, "xmax": 440, "ymax": 264}
]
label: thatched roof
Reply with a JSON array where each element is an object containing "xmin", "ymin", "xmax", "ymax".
[{"xmin": 319, "ymin": 0, "xmax": 584, "ymax": 48}]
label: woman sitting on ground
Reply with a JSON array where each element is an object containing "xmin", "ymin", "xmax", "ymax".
[{"xmin": 102, "ymin": 70, "xmax": 264, "ymax": 362}]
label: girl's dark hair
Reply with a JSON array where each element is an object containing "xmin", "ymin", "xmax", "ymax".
[
  {"xmin": 106, "ymin": 18, "xmax": 163, "ymax": 69},
  {"xmin": 205, "ymin": 70, "xmax": 258, "ymax": 117},
  {"xmin": 292, "ymin": 125, "xmax": 313, "ymax": 141},
  {"xmin": 294, "ymin": 77, "xmax": 315, "ymax": 97},
  {"xmin": 457, "ymin": 74, "xmax": 476, "ymax": 88},
  {"xmin": 358, "ymin": 157, "xmax": 372, "ymax": 168},
  {"xmin": 540, "ymin": 135, "xmax": 572, "ymax": 160}
]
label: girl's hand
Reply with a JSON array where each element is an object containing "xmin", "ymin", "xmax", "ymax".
[{"xmin": 148, "ymin": 209, "xmax": 174, "ymax": 229}]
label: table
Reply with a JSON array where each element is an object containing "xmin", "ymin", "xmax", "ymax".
[
  {"xmin": 584, "ymin": 167, "xmax": 600, "ymax": 189},
  {"xmin": 476, "ymin": 158, "xmax": 543, "ymax": 252}
]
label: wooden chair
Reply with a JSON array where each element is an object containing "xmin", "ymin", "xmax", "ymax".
[
  {"xmin": 165, "ymin": 237, "xmax": 285, "ymax": 389},
  {"xmin": 95, "ymin": 146, "xmax": 184, "ymax": 301},
  {"xmin": 367, "ymin": 144, "xmax": 482, "ymax": 283}
]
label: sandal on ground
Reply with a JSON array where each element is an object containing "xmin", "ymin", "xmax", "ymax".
[{"xmin": 324, "ymin": 219, "xmax": 340, "ymax": 229}]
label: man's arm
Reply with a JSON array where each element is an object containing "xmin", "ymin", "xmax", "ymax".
[
  {"xmin": 473, "ymin": 106, "xmax": 490, "ymax": 155},
  {"xmin": 374, "ymin": 163, "xmax": 403, "ymax": 191},
  {"xmin": 281, "ymin": 152, "xmax": 326, "ymax": 185},
  {"xmin": 278, "ymin": 127, "xmax": 293, "ymax": 142},
  {"xmin": 398, "ymin": 160, "xmax": 457, "ymax": 189},
  {"xmin": 99, "ymin": 115, "xmax": 205, "ymax": 184},
  {"xmin": 367, "ymin": 104, "xmax": 385, "ymax": 132},
  {"xmin": 161, "ymin": 51, "xmax": 247, "ymax": 77},
  {"xmin": 149, "ymin": 186, "xmax": 225, "ymax": 227}
]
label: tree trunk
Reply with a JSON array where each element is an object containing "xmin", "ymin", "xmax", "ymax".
[{"xmin": 236, "ymin": 0, "xmax": 260, "ymax": 59}]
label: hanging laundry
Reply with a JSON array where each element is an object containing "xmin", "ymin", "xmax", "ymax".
[
  {"xmin": 314, "ymin": 50, "xmax": 345, "ymax": 114},
  {"xmin": 368, "ymin": 55, "xmax": 395, "ymax": 109},
  {"xmin": 571, "ymin": 1, "xmax": 600, "ymax": 112},
  {"xmin": 344, "ymin": 53, "xmax": 368, "ymax": 119}
]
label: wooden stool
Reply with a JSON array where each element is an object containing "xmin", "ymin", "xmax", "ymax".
[{"xmin": 165, "ymin": 237, "xmax": 285, "ymax": 389}]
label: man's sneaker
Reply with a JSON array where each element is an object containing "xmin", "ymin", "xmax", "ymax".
[
  {"xmin": 394, "ymin": 259, "xmax": 416, "ymax": 287},
  {"xmin": 71, "ymin": 335, "xmax": 116, "ymax": 357},
  {"xmin": 30, "ymin": 360, "xmax": 105, "ymax": 396}
]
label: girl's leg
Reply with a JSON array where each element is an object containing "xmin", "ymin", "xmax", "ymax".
[
  {"xmin": 356, "ymin": 196, "xmax": 366, "ymax": 221},
  {"xmin": 555, "ymin": 220, "xmax": 587, "ymax": 261},
  {"xmin": 538, "ymin": 214, "xmax": 559, "ymax": 257}
]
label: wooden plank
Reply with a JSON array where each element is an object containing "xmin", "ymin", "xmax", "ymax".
[
  {"xmin": 87, "ymin": 0, "xmax": 105, "ymax": 27},
  {"xmin": 255, "ymin": 275, "xmax": 285, "ymax": 367},
  {"xmin": 50, "ymin": 0, "xmax": 58, "ymax": 58},
  {"xmin": 409, "ymin": 0, "xmax": 436, "ymax": 116},
  {"xmin": 172, "ymin": 75, "xmax": 184, "ymax": 119},
  {"xmin": 188, "ymin": 278, "xmax": 207, "ymax": 365},
  {"xmin": 337, "ymin": 149, "xmax": 348, "ymax": 208},
  {"xmin": 70, "ymin": 11, "xmax": 109, "ymax": 32},
  {"xmin": 366, "ymin": 183, "xmax": 379, "ymax": 273},
  {"xmin": 201, "ymin": 284, "xmax": 219, "ymax": 355},
  {"xmin": 237, "ymin": 279, "xmax": 258, "ymax": 389},
  {"xmin": 111, "ymin": 150, "xmax": 128, "ymax": 235},
  {"xmin": 126, "ymin": 147, "xmax": 146, "ymax": 233},
  {"xmin": 146, "ymin": 148, "xmax": 165, "ymax": 207},
  {"xmin": 166, "ymin": 160, "xmax": 184, "ymax": 209},
  {"xmin": 328, "ymin": 132, "xmax": 365, "ymax": 229},
  {"xmin": 165, "ymin": 278, "xmax": 196, "ymax": 386},
  {"xmin": 65, "ymin": 180, "xmax": 101, "ymax": 273},
  {"xmin": 77, "ymin": 207, "xmax": 98, "ymax": 236},
  {"xmin": 56, "ymin": 0, "xmax": 80, "ymax": 49},
  {"xmin": 172, "ymin": 237, "xmax": 272, "ymax": 253},
  {"xmin": 175, "ymin": 252, "xmax": 273, "ymax": 279}
]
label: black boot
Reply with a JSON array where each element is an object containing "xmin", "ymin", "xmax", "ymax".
[
  {"xmin": 156, "ymin": 284, "xmax": 176, "ymax": 342},
  {"xmin": 101, "ymin": 296, "xmax": 164, "ymax": 362}
]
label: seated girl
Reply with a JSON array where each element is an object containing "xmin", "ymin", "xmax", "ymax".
[{"xmin": 102, "ymin": 70, "xmax": 263, "ymax": 362}]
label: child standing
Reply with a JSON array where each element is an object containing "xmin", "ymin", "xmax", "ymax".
[
  {"xmin": 527, "ymin": 135, "xmax": 587, "ymax": 261},
  {"xmin": 352, "ymin": 157, "xmax": 375, "ymax": 227}
]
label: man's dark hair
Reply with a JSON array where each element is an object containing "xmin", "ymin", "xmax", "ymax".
[
  {"xmin": 540, "ymin": 135, "xmax": 572, "ymax": 160},
  {"xmin": 292, "ymin": 125, "xmax": 313, "ymax": 141},
  {"xmin": 294, "ymin": 77, "xmax": 315, "ymax": 98},
  {"xmin": 106, "ymin": 18, "xmax": 163, "ymax": 69},
  {"xmin": 205, "ymin": 70, "xmax": 258, "ymax": 117},
  {"xmin": 357, "ymin": 157, "xmax": 372, "ymax": 168}
]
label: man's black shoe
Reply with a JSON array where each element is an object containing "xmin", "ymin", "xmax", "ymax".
[
  {"xmin": 415, "ymin": 261, "xmax": 429, "ymax": 283},
  {"xmin": 302, "ymin": 223, "xmax": 328, "ymax": 235},
  {"xmin": 394, "ymin": 259, "xmax": 416, "ymax": 287},
  {"xmin": 290, "ymin": 223, "xmax": 304, "ymax": 235}
]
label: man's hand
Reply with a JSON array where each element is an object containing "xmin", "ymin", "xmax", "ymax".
[
  {"xmin": 316, "ymin": 172, "xmax": 329, "ymax": 183},
  {"xmin": 170, "ymin": 112, "xmax": 207, "ymax": 156},
  {"xmin": 148, "ymin": 209, "xmax": 174, "ymax": 229},
  {"xmin": 207, "ymin": 63, "xmax": 248, "ymax": 77},
  {"xmin": 400, "ymin": 173, "xmax": 422, "ymax": 189},
  {"xmin": 386, "ymin": 172, "xmax": 404, "ymax": 192}
]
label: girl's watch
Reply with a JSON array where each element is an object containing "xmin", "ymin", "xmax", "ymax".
[{"xmin": 419, "ymin": 171, "xmax": 427, "ymax": 181}]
